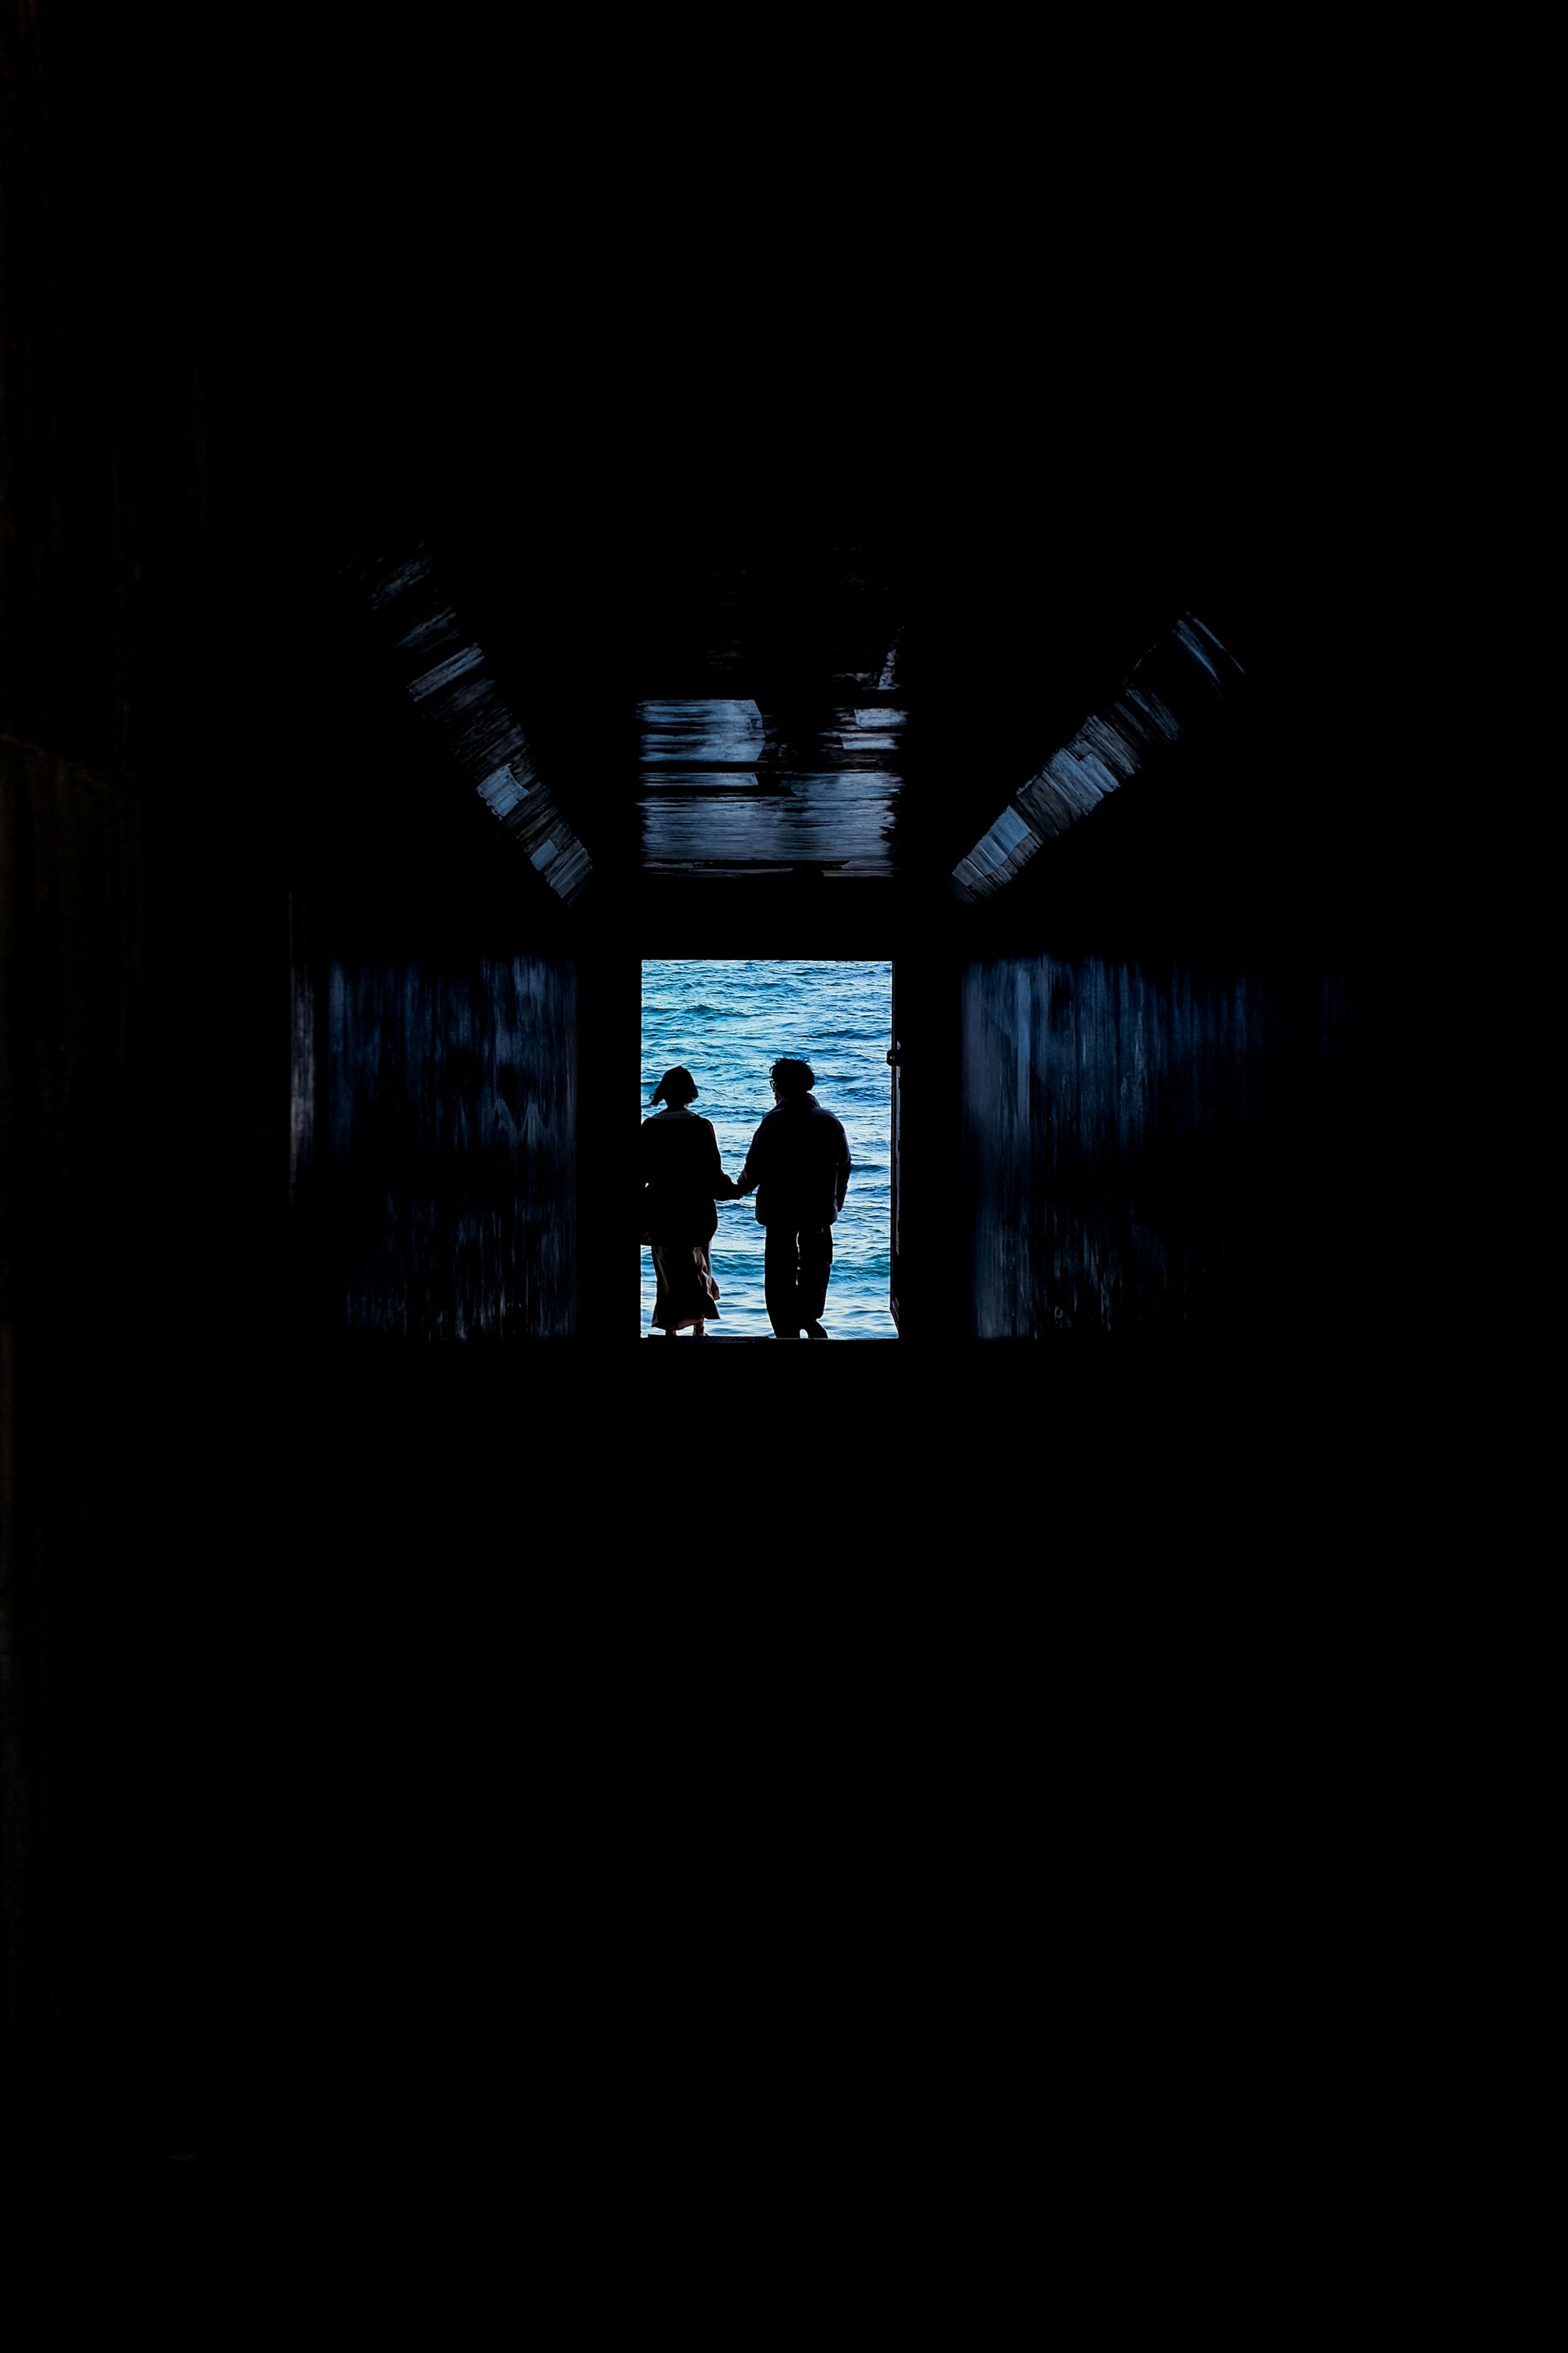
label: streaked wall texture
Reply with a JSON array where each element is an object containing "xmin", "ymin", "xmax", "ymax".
[
  {"xmin": 962, "ymin": 956, "xmax": 1357, "ymax": 1340},
  {"xmin": 304, "ymin": 956, "xmax": 577, "ymax": 1338}
]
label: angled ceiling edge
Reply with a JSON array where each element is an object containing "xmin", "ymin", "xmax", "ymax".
[
  {"xmin": 951, "ymin": 616, "xmax": 1246, "ymax": 904},
  {"xmin": 346, "ymin": 544, "xmax": 594, "ymax": 907}
]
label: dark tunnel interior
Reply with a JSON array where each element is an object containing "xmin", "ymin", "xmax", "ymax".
[{"xmin": 0, "ymin": 7, "xmax": 1415, "ymax": 2179}]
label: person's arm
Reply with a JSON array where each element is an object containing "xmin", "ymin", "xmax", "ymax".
[
  {"xmin": 704, "ymin": 1121, "xmax": 738, "ymax": 1200},
  {"xmin": 730, "ymin": 1126, "xmax": 764, "ymax": 1198},
  {"xmin": 835, "ymin": 1124, "xmax": 852, "ymax": 1213}
]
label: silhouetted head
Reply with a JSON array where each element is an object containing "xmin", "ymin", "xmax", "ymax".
[
  {"xmin": 652, "ymin": 1065, "xmax": 698, "ymax": 1107},
  {"xmin": 770, "ymin": 1057, "xmax": 815, "ymax": 1097}
]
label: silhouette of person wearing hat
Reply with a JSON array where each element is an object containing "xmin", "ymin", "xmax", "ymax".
[{"xmin": 730, "ymin": 1057, "xmax": 851, "ymax": 1338}]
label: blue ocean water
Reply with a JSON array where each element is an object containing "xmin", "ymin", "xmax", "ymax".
[{"xmin": 640, "ymin": 961, "xmax": 897, "ymax": 1338}]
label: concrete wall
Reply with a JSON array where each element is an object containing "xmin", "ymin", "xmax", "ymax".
[{"xmin": 962, "ymin": 955, "xmax": 1359, "ymax": 1341}]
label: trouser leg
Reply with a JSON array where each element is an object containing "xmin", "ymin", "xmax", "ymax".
[
  {"xmin": 799, "ymin": 1227, "xmax": 833, "ymax": 1323},
  {"xmin": 763, "ymin": 1228, "xmax": 802, "ymax": 1336}
]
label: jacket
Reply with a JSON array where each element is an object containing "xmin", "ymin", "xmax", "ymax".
[
  {"xmin": 637, "ymin": 1109, "xmax": 731, "ymax": 1245},
  {"xmin": 733, "ymin": 1093, "xmax": 852, "ymax": 1228}
]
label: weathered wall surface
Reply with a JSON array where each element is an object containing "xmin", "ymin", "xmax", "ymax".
[
  {"xmin": 962, "ymin": 955, "xmax": 1358, "ymax": 1340},
  {"xmin": 300, "ymin": 956, "xmax": 577, "ymax": 1339}
]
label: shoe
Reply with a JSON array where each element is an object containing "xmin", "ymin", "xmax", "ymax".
[{"xmin": 804, "ymin": 1320, "xmax": 829, "ymax": 1339}]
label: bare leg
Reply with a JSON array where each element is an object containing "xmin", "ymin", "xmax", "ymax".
[{"xmin": 693, "ymin": 1319, "xmax": 706, "ymax": 1338}]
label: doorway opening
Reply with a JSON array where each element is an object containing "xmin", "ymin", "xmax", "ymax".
[{"xmin": 639, "ymin": 960, "xmax": 897, "ymax": 1338}]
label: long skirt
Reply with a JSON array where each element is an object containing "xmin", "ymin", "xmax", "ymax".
[{"xmin": 649, "ymin": 1240, "xmax": 722, "ymax": 1330}]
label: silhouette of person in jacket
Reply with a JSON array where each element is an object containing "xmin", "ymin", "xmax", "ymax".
[{"xmin": 730, "ymin": 1057, "xmax": 851, "ymax": 1338}]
